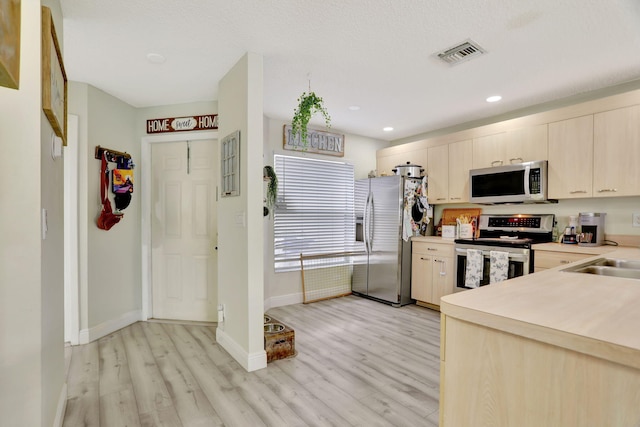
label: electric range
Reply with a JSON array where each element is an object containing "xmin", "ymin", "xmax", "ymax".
[{"xmin": 453, "ymin": 214, "xmax": 555, "ymax": 291}]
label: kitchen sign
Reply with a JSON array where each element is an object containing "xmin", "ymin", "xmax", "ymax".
[
  {"xmin": 146, "ymin": 114, "xmax": 218, "ymax": 134},
  {"xmin": 283, "ymin": 124, "xmax": 345, "ymax": 157}
]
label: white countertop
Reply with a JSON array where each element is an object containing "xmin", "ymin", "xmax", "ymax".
[{"xmin": 440, "ymin": 246, "xmax": 640, "ymax": 370}]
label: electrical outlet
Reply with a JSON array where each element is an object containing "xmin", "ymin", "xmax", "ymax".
[{"xmin": 633, "ymin": 213, "xmax": 640, "ymax": 228}]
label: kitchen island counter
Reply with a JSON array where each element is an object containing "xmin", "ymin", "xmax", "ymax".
[
  {"xmin": 439, "ymin": 246, "xmax": 640, "ymax": 426},
  {"xmin": 441, "ymin": 246, "xmax": 640, "ymax": 367}
]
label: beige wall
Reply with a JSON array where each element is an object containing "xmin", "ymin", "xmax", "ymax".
[
  {"xmin": 217, "ymin": 53, "xmax": 266, "ymax": 370},
  {"xmin": 86, "ymin": 87, "xmax": 141, "ymax": 327},
  {"xmin": 0, "ymin": 1, "xmax": 66, "ymax": 425},
  {"xmin": 68, "ymin": 82, "xmax": 142, "ymax": 340}
]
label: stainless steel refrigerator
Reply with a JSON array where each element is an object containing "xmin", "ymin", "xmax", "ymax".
[{"xmin": 352, "ymin": 175, "xmax": 421, "ymax": 307}]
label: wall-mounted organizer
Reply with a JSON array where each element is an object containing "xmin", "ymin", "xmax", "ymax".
[
  {"xmin": 95, "ymin": 146, "xmax": 135, "ymax": 230},
  {"xmin": 94, "ymin": 145, "xmax": 131, "ymax": 162}
]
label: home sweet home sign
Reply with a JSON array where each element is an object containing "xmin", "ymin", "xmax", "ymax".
[{"xmin": 147, "ymin": 114, "xmax": 218, "ymax": 134}]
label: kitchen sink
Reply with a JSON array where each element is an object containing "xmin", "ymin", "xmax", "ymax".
[
  {"xmin": 562, "ymin": 258, "xmax": 640, "ymax": 280},
  {"xmin": 586, "ymin": 258, "xmax": 640, "ymax": 270}
]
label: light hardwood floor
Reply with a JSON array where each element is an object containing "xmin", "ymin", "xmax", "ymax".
[{"xmin": 63, "ymin": 295, "xmax": 441, "ymax": 426}]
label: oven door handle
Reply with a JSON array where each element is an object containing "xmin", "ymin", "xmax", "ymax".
[{"xmin": 455, "ymin": 248, "xmax": 529, "ymax": 261}]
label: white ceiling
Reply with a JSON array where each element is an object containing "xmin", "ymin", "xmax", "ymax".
[{"xmin": 61, "ymin": 0, "xmax": 640, "ymax": 141}]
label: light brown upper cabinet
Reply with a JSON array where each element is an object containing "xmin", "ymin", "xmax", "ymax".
[
  {"xmin": 593, "ymin": 105, "xmax": 640, "ymax": 197},
  {"xmin": 376, "ymin": 148, "xmax": 427, "ymax": 177},
  {"xmin": 428, "ymin": 139, "xmax": 472, "ymax": 204},
  {"xmin": 427, "ymin": 144, "xmax": 448, "ymax": 203},
  {"xmin": 448, "ymin": 139, "xmax": 473, "ymax": 202},
  {"xmin": 472, "ymin": 124, "xmax": 548, "ymax": 169},
  {"xmin": 548, "ymin": 115, "xmax": 594, "ymax": 199},
  {"xmin": 472, "ymin": 132, "xmax": 506, "ymax": 169}
]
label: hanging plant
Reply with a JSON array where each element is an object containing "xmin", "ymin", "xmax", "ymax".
[
  {"xmin": 291, "ymin": 91, "xmax": 331, "ymax": 145},
  {"xmin": 263, "ymin": 165, "xmax": 278, "ymax": 210}
]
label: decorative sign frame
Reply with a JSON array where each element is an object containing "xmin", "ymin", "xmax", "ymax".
[
  {"xmin": 146, "ymin": 114, "xmax": 219, "ymax": 134},
  {"xmin": 41, "ymin": 6, "xmax": 67, "ymax": 145},
  {"xmin": 221, "ymin": 130, "xmax": 240, "ymax": 197},
  {"xmin": 0, "ymin": 0, "xmax": 20, "ymax": 89},
  {"xmin": 283, "ymin": 125, "xmax": 345, "ymax": 157}
]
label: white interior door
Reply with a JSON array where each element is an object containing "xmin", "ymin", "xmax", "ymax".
[{"xmin": 151, "ymin": 140, "xmax": 218, "ymax": 321}]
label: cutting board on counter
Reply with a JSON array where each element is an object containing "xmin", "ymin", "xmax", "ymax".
[{"xmin": 440, "ymin": 208, "xmax": 482, "ymax": 225}]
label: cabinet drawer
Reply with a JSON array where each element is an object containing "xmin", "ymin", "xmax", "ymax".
[
  {"xmin": 412, "ymin": 242, "xmax": 453, "ymax": 257},
  {"xmin": 534, "ymin": 251, "xmax": 592, "ymax": 269}
]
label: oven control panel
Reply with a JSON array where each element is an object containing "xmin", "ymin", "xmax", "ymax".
[
  {"xmin": 487, "ymin": 216, "xmax": 541, "ymax": 229},
  {"xmin": 478, "ymin": 214, "xmax": 554, "ymax": 234}
]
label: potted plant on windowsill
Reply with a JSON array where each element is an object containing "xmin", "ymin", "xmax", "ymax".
[{"xmin": 291, "ymin": 91, "xmax": 331, "ymax": 145}]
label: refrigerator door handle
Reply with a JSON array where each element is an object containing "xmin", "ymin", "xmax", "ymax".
[
  {"xmin": 364, "ymin": 191, "xmax": 373, "ymax": 253},
  {"xmin": 368, "ymin": 191, "xmax": 375, "ymax": 251}
]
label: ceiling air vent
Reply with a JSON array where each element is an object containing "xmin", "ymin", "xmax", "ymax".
[{"xmin": 436, "ymin": 39, "xmax": 486, "ymax": 65}]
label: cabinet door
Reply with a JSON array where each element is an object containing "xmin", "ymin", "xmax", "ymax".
[
  {"xmin": 427, "ymin": 144, "xmax": 449, "ymax": 203},
  {"xmin": 413, "ymin": 149, "xmax": 429, "ymax": 176},
  {"xmin": 534, "ymin": 251, "xmax": 593, "ymax": 271},
  {"xmin": 472, "ymin": 133, "xmax": 506, "ymax": 168},
  {"xmin": 377, "ymin": 149, "xmax": 428, "ymax": 177},
  {"xmin": 448, "ymin": 139, "xmax": 473, "ymax": 202},
  {"xmin": 377, "ymin": 152, "xmax": 407, "ymax": 177},
  {"xmin": 548, "ymin": 115, "xmax": 594, "ymax": 199},
  {"xmin": 411, "ymin": 253, "xmax": 432, "ymax": 302},
  {"xmin": 594, "ymin": 105, "xmax": 640, "ymax": 197},
  {"xmin": 506, "ymin": 124, "xmax": 548, "ymax": 164},
  {"xmin": 431, "ymin": 256, "xmax": 454, "ymax": 304}
]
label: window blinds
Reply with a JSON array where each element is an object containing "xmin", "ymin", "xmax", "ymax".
[{"xmin": 274, "ymin": 155, "xmax": 355, "ymax": 272}]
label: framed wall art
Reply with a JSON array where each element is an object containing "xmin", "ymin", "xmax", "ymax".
[
  {"xmin": 41, "ymin": 6, "xmax": 67, "ymax": 145},
  {"xmin": 221, "ymin": 130, "xmax": 240, "ymax": 197},
  {"xmin": 0, "ymin": 0, "xmax": 20, "ymax": 89}
]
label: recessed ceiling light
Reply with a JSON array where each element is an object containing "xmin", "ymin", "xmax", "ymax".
[
  {"xmin": 383, "ymin": 127, "xmax": 394, "ymax": 132},
  {"xmin": 146, "ymin": 53, "xmax": 166, "ymax": 64},
  {"xmin": 348, "ymin": 105, "xmax": 361, "ymax": 111},
  {"xmin": 486, "ymin": 95, "xmax": 502, "ymax": 103}
]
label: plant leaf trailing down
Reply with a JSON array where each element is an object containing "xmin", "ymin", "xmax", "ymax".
[
  {"xmin": 263, "ymin": 165, "xmax": 278, "ymax": 209},
  {"xmin": 291, "ymin": 91, "xmax": 331, "ymax": 145}
]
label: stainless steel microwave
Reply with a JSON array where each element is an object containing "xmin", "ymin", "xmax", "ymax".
[{"xmin": 469, "ymin": 160, "xmax": 553, "ymax": 204}]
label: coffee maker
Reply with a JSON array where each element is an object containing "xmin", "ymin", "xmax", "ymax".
[{"xmin": 578, "ymin": 212, "xmax": 606, "ymax": 246}]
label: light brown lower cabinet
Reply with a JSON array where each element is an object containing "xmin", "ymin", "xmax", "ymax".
[
  {"xmin": 533, "ymin": 249, "xmax": 594, "ymax": 272},
  {"xmin": 411, "ymin": 242, "xmax": 454, "ymax": 308},
  {"xmin": 439, "ymin": 315, "xmax": 640, "ymax": 427}
]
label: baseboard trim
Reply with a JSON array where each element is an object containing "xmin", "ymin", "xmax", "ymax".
[
  {"xmin": 216, "ymin": 327, "xmax": 267, "ymax": 372},
  {"xmin": 79, "ymin": 309, "xmax": 143, "ymax": 344},
  {"xmin": 264, "ymin": 292, "xmax": 303, "ymax": 311},
  {"xmin": 53, "ymin": 382, "xmax": 67, "ymax": 427}
]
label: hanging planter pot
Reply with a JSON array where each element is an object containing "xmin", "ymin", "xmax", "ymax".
[{"xmin": 291, "ymin": 91, "xmax": 331, "ymax": 145}]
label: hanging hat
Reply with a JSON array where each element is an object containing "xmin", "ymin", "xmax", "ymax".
[
  {"xmin": 411, "ymin": 201, "xmax": 423, "ymax": 222},
  {"xmin": 114, "ymin": 192, "xmax": 132, "ymax": 211}
]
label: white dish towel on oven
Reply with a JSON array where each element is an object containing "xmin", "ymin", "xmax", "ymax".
[
  {"xmin": 465, "ymin": 249, "xmax": 484, "ymax": 289},
  {"xmin": 490, "ymin": 251, "xmax": 509, "ymax": 284}
]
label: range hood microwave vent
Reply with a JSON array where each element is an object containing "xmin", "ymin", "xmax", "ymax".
[{"xmin": 437, "ymin": 39, "xmax": 485, "ymax": 65}]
